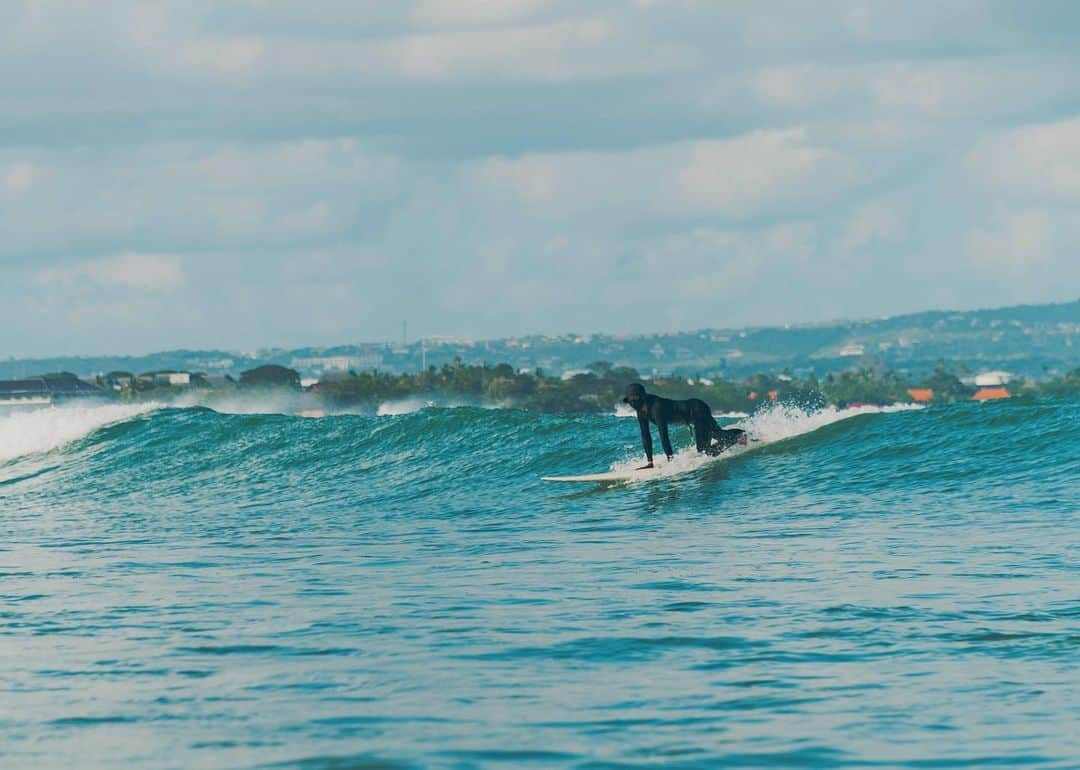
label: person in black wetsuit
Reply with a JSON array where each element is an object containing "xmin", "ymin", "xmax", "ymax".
[{"xmin": 623, "ymin": 383, "xmax": 746, "ymax": 469}]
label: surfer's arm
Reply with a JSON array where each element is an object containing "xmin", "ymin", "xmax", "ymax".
[
  {"xmin": 637, "ymin": 414, "xmax": 654, "ymax": 467},
  {"xmin": 658, "ymin": 417, "xmax": 674, "ymax": 460}
]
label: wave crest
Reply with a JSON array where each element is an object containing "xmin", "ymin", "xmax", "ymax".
[{"xmin": 0, "ymin": 402, "xmax": 160, "ymax": 464}]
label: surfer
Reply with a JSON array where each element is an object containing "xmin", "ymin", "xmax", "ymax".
[{"xmin": 623, "ymin": 383, "xmax": 745, "ymax": 469}]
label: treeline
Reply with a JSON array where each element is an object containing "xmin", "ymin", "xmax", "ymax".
[
  {"xmin": 315, "ymin": 359, "xmax": 1080, "ymax": 412},
  {"xmin": 91, "ymin": 359, "xmax": 1080, "ymax": 412}
]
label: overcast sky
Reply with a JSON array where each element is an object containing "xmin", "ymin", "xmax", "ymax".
[{"xmin": 2, "ymin": 1, "xmax": 1079, "ymax": 357}]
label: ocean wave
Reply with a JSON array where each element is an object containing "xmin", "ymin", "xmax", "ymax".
[
  {"xmin": 377, "ymin": 397, "xmax": 438, "ymax": 416},
  {"xmin": 0, "ymin": 402, "xmax": 161, "ymax": 464},
  {"xmin": 2, "ymin": 396, "xmax": 1076, "ymax": 768},
  {"xmin": 600, "ymin": 402, "xmax": 924, "ymax": 480},
  {"xmin": 736, "ymin": 402, "xmax": 923, "ymax": 444}
]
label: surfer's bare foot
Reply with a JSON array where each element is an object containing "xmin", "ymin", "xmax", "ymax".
[{"xmin": 636, "ymin": 462, "xmax": 654, "ymax": 470}]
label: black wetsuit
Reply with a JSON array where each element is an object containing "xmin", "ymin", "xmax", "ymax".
[{"xmin": 631, "ymin": 393, "xmax": 745, "ymax": 463}]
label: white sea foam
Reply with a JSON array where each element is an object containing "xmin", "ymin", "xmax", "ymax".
[
  {"xmin": 734, "ymin": 402, "xmax": 922, "ymax": 444},
  {"xmin": 377, "ymin": 398, "xmax": 436, "ymax": 416},
  {"xmin": 375, "ymin": 397, "xmax": 501, "ymax": 415},
  {"xmin": 170, "ymin": 391, "xmax": 302, "ymax": 416},
  {"xmin": 0, "ymin": 402, "xmax": 160, "ymax": 464},
  {"xmin": 608, "ymin": 401, "xmax": 922, "ymax": 480}
]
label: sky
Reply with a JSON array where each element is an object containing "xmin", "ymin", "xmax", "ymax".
[{"xmin": 2, "ymin": 0, "xmax": 1079, "ymax": 357}]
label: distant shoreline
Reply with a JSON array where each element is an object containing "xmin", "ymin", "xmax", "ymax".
[
  {"xmin": 3, "ymin": 299, "xmax": 1077, "ymax": 386},
  {"xmin": 4, "ymin": 360, "xmax": 1077, "ymax": 415}
]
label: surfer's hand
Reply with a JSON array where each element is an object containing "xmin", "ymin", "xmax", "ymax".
[{"xmin": 636, "ymin": 462, "xmax": 654, "ymax": 470}]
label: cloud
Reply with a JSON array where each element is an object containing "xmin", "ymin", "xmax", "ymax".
[
  {"xmin": 3, "ymin": 161, "xmax": 35, "ymax": 193},
  {"xmin": 638, "ymin": 222, "xmax": 816, "ymax": 301},
  {"xmin": 37, "ymin": 254, "xmax": 184, "ymax": 291},
  {"xmin": 2, "ymin": 1, "xmax": 1080, "ymax": 356},
  {"xmin": 672, "ymin": 129, "xmax": 851, "ymax": 217},
  {"xmin": 472, "ymin": 128, "xmax": 855, "ymax": 222},
  {"xmin": 8, "ymin": 2, "xmax": 689, "ymax": 86},
  {"xmin": 363, "ymin": 17, "xmax": 693, "ymax": 82},
  {"xmin": 0, "ymin": 139, "xmax": 399, "ymax": 260},
  {"xmin": 753, "ymin": 64, "xmax": 856, "ymax": 111},
  {"xmin": 838, "ymin": 199, "xmax": 907, "ymax": 254},
  {"xmin": 966, "ymin": 209, "xmax": 1055, "ymax": 275},
  {"xmin": 410, "ymin": 0, "xmax": 553, "ymax": 27},
  {"xmin": 66, "ymin": 300, "xmax": 147, "ymax": 325},
  {"xmin": 968, "ymin": 115, "xmax": 1080, "ymax": 200}
]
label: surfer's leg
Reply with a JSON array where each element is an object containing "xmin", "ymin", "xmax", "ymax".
[
  {"xmin": 698, "ymin": 408, "xmax": 726, "ymax": 455},
  {"xmin": 692, "ymin": 413, "xmax": 712, "ymax": 453},
  {"xmin": 711, "ymin": 428, "xmax": 746, "ymax": 452}
]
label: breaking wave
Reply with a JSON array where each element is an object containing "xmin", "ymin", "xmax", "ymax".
[{"xmin": 0, "ymin": 401, "xmax": 161, "ymax": 464}]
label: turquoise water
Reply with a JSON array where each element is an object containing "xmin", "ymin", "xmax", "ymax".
[{"xmin": 1, "ymin": 399, "xmax": 1077, "ymax": 769}]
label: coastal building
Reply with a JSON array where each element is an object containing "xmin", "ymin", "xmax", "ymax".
[
  {"xmin": 839, "ymin": 343, "xmax": 866, "ymax": 357},
  {"xmin": 100, "ymin": 372, "xmax": 134, "ymax": 390},
  {"xmin": 974, "ymin": 371, "xmax": 1013, "ymax": 387},
  {"xmin": 48, "ymin": 377, "xmax": 105, "ymax": 400},
  {"xmin": 973, "ymin": 387, "xmax": 1010, "ymax": 401},
  {"xmin": 153, "ymin": 372, "xmax": 191, "ymax": 386},
  {"xmin": 185, "ymin": 358, "xmax": 234, "ymax": 371},
  {"xmin": 425, "ymin": 336, "xmax": 475, "ymax": 347},
  {"xmin": 907, "ymin": 388, "xmax": 934, "ymax": 403},
  {"xmin": 0, "ymin": 376, "xmax": 106, "ymax": 407},
  {"xmin": 0, "ymin": 379, "xmax": 51, "ymax": 408},
  {"xmin": 290, "ymin": 355, "xmax": 382, "ymax": 372}
]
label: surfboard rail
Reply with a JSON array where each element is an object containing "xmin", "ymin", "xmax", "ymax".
[
  {"xmin": 541, "ymin": 468, "xmax": 658, "ymax": 483},
  {"xmin": 542, "ymin": 439, "xmax": 758, "ymax": 483}
]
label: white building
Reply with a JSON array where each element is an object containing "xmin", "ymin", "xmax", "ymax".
[
  {"xmin": 290, "ymin": 355, "xmax": 381, "ymax": 372},
  {"xmin": 191, "ymin": 358, "xmax": 234, "ymax": 370},
  {"xmin": 839, "ymin": 343, "xmax": 866, "ymax": 357},
  {"xmin": 425, "ymin": 336, "xmax": 475, "ymax": 347},
  {"xmin": 154, "ymin": 372, "xmax": 190, "ymax": 386},
  {"xmin": 974, "ymin": 371, "xmax": 1013, "ymax": 387}
]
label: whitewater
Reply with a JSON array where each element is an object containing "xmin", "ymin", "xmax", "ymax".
[{"xmin": 1, "ymin": 398, "xmax": 1077, "ymax": 769}]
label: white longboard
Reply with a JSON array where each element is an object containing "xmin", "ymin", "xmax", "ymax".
[
  {"xmin": 542, "ymin": 467, "xmax": 663, "ymax": 483},
  {"xmin": 543, "ymin": 403, "xmax": 920, "ymax": 484},
  {"xmin": 542, "ymin": 438, "xmax": 758, "ymax": 484}
]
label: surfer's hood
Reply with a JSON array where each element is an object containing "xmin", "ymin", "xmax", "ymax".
[{"xmin": 623, "ymin": 383, "xmax": 647, "ymax": 403}]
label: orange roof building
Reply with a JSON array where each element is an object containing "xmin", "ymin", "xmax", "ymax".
[
  {"xmin": 907, "ymin": 388, "xmax": 934, "ymax": 403},
  {"xmin": 973, "ymin": 387, "xmax": 1010, "ymax": 401}
]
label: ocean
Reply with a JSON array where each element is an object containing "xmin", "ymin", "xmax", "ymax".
[{"xmin": 1, "ymin": 398, "xmax": 1077, "ymax": 769}]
